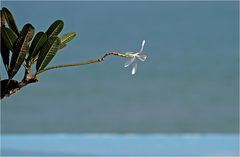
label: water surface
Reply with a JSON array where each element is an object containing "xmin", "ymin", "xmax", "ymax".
[{"xmin": 1, "ymin": 134, "xmax": 239, "ymax": 156}]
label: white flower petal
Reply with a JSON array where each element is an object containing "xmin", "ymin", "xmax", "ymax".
[
  {"xmin": 131, "ymin": 63, "xmax": 138, "ymax": 75},
  {"xmin": 124, "ymin": 57, "xmax": 135, "ymax": 67},
  {"xmin": 139, "ymin": 40, "xmax": 145, "ymax": 53},
  {"xmin": 137, "ymin": 55, "xmax": 147, "ymax": 61},
  {"xmin": 125, "ymin": 52, "xmax": 134, "ymax": 55}
]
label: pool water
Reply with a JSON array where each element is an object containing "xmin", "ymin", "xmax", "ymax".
[{"xmin": 1, "ymin": 134, "xmax": 239, "ymax": 156}]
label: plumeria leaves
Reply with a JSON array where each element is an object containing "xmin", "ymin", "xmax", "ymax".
[
  {"xmin": 36, "ymin": 36, "xmax": 61, "ymax": 73},
  {"xmin": 8, "ymin": 24, "xmax": 35, "ymax": 78},
  {"xmin": 1, "ymin": 10, "xmax": 6, "ymax": 27},
  {"xmin": 35, "ymin": 32, "xmax": 76, "ymax": 73},
  {"xmin": 2, "ymin": 7, "xmax": 19, "ymax": 35},
  {"xmin": 45, "ymin": 20, "xmax": 64, "ymax": 37},
  {"xmin": 0, "ymin": 7, "xmax": 79, "ymax": 99},
  {"xmin": 60, "ymin": 32, "xmax": 76, "ymax": 44},
  {"xmin": 1, "ymin": 27, "xmax": 18, "ymax": 51},
  {"xmin": 59, "ymin": 32, "xmax": 76, "ymax": 50},
  {"xmin": 26, "ymin": 32, "xmax": 47, "ymax": 65},
  {"xmin": 1, "ymin": 40, "xmax": 10, "ymax": 71}
]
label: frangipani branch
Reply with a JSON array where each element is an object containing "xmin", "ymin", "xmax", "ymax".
[
  {"xmin": 0, "ymin": 7, "xmax": 148, "ymax": 99},
  {"xmin": 1, "ymin": 52, "xmax": 129, "ymax": 99},
  {"xmin": 37, "ymin": 39, "xmax": 147, "ymax": 76},
  {"xmin": 36, "ymin": 52, "xmax": 129, "ymax": 75}
]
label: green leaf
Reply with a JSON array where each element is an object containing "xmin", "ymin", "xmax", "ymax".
[
  {"xmin": 45, "ymin": 20, "xmax": 64, "ymax": 37},
  {"xmin": 2, "ymin": 7, "xmax": 19, "ymax": 35},
  {"xmin": 58, "ymin": 43, "xmax": 66, "ymax": 49},
  {"xmin": 60, "ymin": 32, "xmax": 76, "ymax": 44},
  {"xmin": 20, "ymin": 24, "xmax": 35, "ymax": 42},
  {"xmin": 8, "ymin": 24, "xmax": 35, "ymax": 78},
  {"xmin": 59, "ymin": 32, "xmax": 76, "ymax": 50},
  {"xmin": 1, "ymin": 27, "xmax": 18, "ymax": 51},
  {"xmin": 1, "ymin": 10, "xmax": 6, "ymax": 27},
  {"xmin": 27, "ymin": 32, "xmax": 47, "ymax": 64},
  {"xmin": 1, "ymin": 39, "xmax": 10, "ymax": 71},
  {"xmin": 36, "ymin": 36, "xmax": 60, "ymax": 72}
]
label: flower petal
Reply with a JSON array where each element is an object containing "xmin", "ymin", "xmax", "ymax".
[
  {"xmin": 125, "ymin": 52, "xmax": 135, "ymax": 55},
  {"xmin": 124, "ymin": 57, "xmax": 135, "ymax": 67},
  {"xmin": 137, "ymin": 55, "xmax": 147, "ymax": 61},
  {"xmin": 139, "ymin": 40, "xmax": 145, "ymax": 53},
  {"xmin": 131, "ymin": 63, "xmax": 138, "ymax": 75}
]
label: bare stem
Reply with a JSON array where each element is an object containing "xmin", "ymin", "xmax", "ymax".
[
  {"xmin": 36, "ymin": 52, "xmax": 129, "ymax": 75},
  {"xmin": 1, "ymin": 52, "xmax": 128, "ymax": 99}
]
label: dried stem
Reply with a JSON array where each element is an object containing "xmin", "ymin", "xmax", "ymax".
[
  {"xmin": 1, "ymin": 51, "xmax": 128, "ymax": 99},
  {"xmin": 36, "ymin": 52, "xmax": 128, "ymax": 75}
]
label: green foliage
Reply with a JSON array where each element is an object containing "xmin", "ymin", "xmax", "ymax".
[
  {"xmin": 45, "ymin": 20, "xmax": 64, "ymax": 37},
  {"xmin": 8, "ymin": 24, "xmax": 35, "ymax": 78},
  {"xmin": 27, "ymin": 32, "xmax": 47, "ymax": 64},
  {"xmin": 0, "ymin": 7, "xmax": 129, "ymax": 99},
  {"xmin": 1, "ymin": 40, "xmax": 10, "ymax": 71},
  {"xmin": 2, "ymin": 7, "xmax": 19, "ymax": 35},
  {"xmin": 0, "ymin": 7, "xmax": 80, "ymax": 99},
  {"xmin": 59, "ymin": 32, "xmax": 76, "ymax": 50},
  {"xmin": 1, "ymin": 10, "xmax": 6, "ymax": 26},
  {"xmin": 36, "ymin": 36, "xmax": 61, "ymax": 72},
  {"xmin": 60, "ymin": 32, "xmax": 76, "ymax": 44},
  {"xmin": 0, "ymin": 7, "xmax": 76, "ymax": 80},
  {"xmin": 1, "ymin": 27, "xmax": 18, "ymax": 51}
]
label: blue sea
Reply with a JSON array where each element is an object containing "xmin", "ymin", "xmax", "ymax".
[
  {"xmin": 1, "ymin": 1, "xmax": 239, "ymax": 156},
  {"xmin": 1, "ymin": 134, "xmax": 239, "ymax": 156}
]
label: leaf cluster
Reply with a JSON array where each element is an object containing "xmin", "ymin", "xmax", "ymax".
[
  {"xmin": 0, "ymin": 7, "xmax": 76, "ymax": 99},
  {"xmin": 1, "ymin": 7, "xmax": 76, "ymax": 80}
]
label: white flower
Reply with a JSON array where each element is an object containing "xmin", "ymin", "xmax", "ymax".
[{"xmin": 124, "ymin": 40, "xmax": 147, "ymax": 75}]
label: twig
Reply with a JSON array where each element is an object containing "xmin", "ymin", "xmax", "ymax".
[
  {"xmin": 1, "ymin": 51, "xmax": 128, "ymax": 99},
  {"xmin": 36, "ymin": 52, "xmax": 128, "ymax": 75}
]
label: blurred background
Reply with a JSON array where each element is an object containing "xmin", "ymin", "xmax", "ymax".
[{"xmin": 0, "ymin": 1, "xmax": 239, "ymax": 155}]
